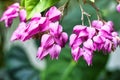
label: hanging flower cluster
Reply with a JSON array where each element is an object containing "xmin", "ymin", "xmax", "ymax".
[
  {"xmin": 0, "ymin": 3, "xmax": 20, "ymax": 27},
  {"xmin": 0, "ymin": 3, "xmax": 68, "ymax": 60},
  {"xmin": 0, "ymin": 2, "xmax": 120, "ymax": 66},
  {"xmin": 69, "ymin": 20, "xmax": 120, "ymax": 65}
]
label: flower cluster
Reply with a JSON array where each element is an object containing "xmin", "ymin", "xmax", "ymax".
[
  {"xmin": 70, "ymin": 20, "xmax": 120, "ymax": 65},
  {"xmin": 0, "ymin": 3, "xmax": 20, "ymax": 27},
  {"xmin": 1, "ymin": 2, "xmax": 120, "ymax": 66},
  {"xmin": 0, "ymin": 3, "xmax": 68, "ymax": 60}
]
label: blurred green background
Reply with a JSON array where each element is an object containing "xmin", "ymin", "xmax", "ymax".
[{"xmin": 0, "ymin": 0, "xmax": 120, "ymax": 80}]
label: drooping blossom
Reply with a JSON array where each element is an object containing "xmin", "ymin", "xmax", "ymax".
[
  {"xmin": 37, "ymin": 22, "xmax": 68, "ymax": 60},
  {"xmin": 45, "ymin": 6, "xmax": 61, "ymax": 22},
  {"xmin": 70, "ymin": 20, "xmax": 120, "ymax": 65},
  {"xmin": 10, "ymin": 6, "xmax": 68, "ymax": 60},
  {"xmin": 0, "ymin": 3, "xmax": 20, "ymax": 27},
  {"xmin": 11, "ymin": 22, "xmax": 26, "ymax": 41}
]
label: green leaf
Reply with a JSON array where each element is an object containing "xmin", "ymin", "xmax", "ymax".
[
  {"xmin": 25, "ymin": 0, "xmax": 60, "ymax": 19},
  {"xmin": 6, "ymin": 46, "xmax": 40, "ymax": 80},
  {"xmin": 21, "ymin": 0, "xmax": 25, "ymax": 7}
]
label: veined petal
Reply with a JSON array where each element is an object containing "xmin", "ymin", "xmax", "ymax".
[
  {"xmin": 69, "ymin": 34, "xmax": 77, "ymax": 47},
  {"xmin": 31, "ymin": 13, "xmax": 41, "ymax": 21},
  {"xmin": 71, "ymin": 47, "xmax": 82, "ymax": 61},
  {"xmin": 49, "ymin": 44, "xmax": 61, "ymax": 59},
  {"xmin": 83, "ymin": 39, "xmax": 95, "ymax": 51},
  {"xmin": 103, "ymin": 39, "xmax": 112, "ymax": 52},
  {"xmin": 11, "ymin": 22, "xmax": 26, "ymax": 41},
  {"xmin": 37, "ymin": 47, "xmax": 49, "ymax": 60},
  {"xmin": 45, "ymin": 6, "xmax": 61, "ymax": 22},
  {"xmin": 87, "ymin": 27, "xmax": 96, "ymax": 38},
  {"xmin": 82, "ymin": 48, "xmax": 93, "ymax": 65},
  {"xmin": 61, "ymin": 32, "xmax": 68, "ymax": 47},
  {"xmin": 41, "ymin": 34, "xmax": 54, "ymax": 48},
  {"xmin": 92, "ymin": 20, "xmax": 103, "ymax": 29},
  {"xmin": 73, "ymin": 25, "xmax": 87, "ymax": 34},
  {"xmin": 93, "ymin": 35, "xmax": 104, "ymax": 44},
  {"xmin": 19, "ymin": 9, "xmax": 26, "ymax": 22},
  {"xmin": 49, "ymin": 22, "xmax": 62, "ymax": 35}
]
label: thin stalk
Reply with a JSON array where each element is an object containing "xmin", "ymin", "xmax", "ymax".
[{"xmin": 61, "ymin": 60, "xmax": 77, "ymax": 80}]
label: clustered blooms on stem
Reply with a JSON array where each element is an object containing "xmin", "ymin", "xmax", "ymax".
[
  {"xmin": 0, "ymin": 3, "xmax": 68, "ymax": 60},
  {"xmin": 0, "ymin": 3, "xmax": 20, "ymax": 27},
  {"xmin": 69, "ymin": 20, "xmax": 120, "ymax": 65},
  {"xmin": 1, "ymin": 2, "xmax": 120, "ymax": 66}
]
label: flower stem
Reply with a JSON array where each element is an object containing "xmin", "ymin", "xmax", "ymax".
[{"xmin": 61, "ymin": 60, "xmax": 77, "ymax": 80}]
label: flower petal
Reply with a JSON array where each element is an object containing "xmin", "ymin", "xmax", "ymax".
[
  {"xmin": 71, "ymin": 47, "xmax": 82, "ymax": 61},
  {"xmin": 41, "ymin": 34, "xmax": 54, "ymax": 48},
  {"xmin": 37, "ymin": 47, "xmax": 49, "ymax": 60},
  {"xmin": 49, "ymin": 44, "xmax": 61, "ymax": 59},
  {"xmin": 45, "ymin": 6, "xmax": 61, "ymax": 22}
]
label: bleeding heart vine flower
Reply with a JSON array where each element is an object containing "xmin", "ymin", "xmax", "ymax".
[
  {"xmin": 37, "ymin": 22, "xmax": 68, "ymax": 60},
  {"xmin": 10, "ymin": 6, "xmax": 68, "ymax": 60},
  {"xmin": 0, "ymin": 3, "xmax": 20, "ymax": 27},
  {"xmin": 1, "ymin": 1, "xmax": 120, "ymax": 66},
  {"xmin": 69, "ymin": 20, "xmax": 120, "ymax": 65}
]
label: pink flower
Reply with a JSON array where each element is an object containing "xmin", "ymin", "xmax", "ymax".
[
  {"xmin": 0, "ymin": 3, "xmax": 20, "ymax": 27},
  {"xmin": 92, "ymin": 20, "xmax": 103, "ymax": 29},
  {"xmin": 69, "ymin": 20, "xmax": 120, "ymax": 65},
  {"xmin": 37, "ymin": 22, "xmax": 68, "ymax": 60},
  {"xmin": 22, "ymin": 14, "xmax": 49, "ymax": 41},
  {"xmin": 45, "ymin": 6, "xmax": 61, "ymax": 22},
  {"xmin": 11, "ymin": 22, "xmax": 26, "ymax": 41},
  {"xmin": 19, "ymin": 9, "xmax": 26, "ymax": 22},
  {"xmin": 70, "ymin": 25, "xmax": 94, "ymax": 65},
  {"xmin": 116, "ymin": 4, "xmax": 120, "ymax": 12}
]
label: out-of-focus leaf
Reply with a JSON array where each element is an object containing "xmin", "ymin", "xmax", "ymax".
[
  {"xmin": 6, "ymin": 46, "xmax": 40, "ymax": 80},
  {"xmin": 97, "ymin": 70, "xmax": 120, "ymax": 80},
  {"xmin": 21, "ymin": 0, "xmax": 25, "ymax": 7},
  {"xmin": 25, "ymin": 0, "xmax": 60, "ymax": 19}
]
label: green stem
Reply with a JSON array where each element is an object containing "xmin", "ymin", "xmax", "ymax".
[{"xmin": 61, "ymin": 60, "xmax": 77, "ymax": 80}]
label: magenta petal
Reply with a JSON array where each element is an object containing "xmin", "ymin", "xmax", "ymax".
[
  {"xmin": 11, "ymin": 22, "xmax": 26, "ymax": 41},
  {"xmin": 116, "ymin": 4, "xmax": 120, "ymax": 12},
  {"xmin": 69, "ymin": 34, "xmax": 77, "ymax": 47},
  {"xmin": 87, "ymin": 27, "xmax": 96, "ymax": 38},
  {"xmin": 103, "ymin": 39, "xmax": 112, "ymax": 52},
  {"xmin": 112, "ymin": 37, "xmax": 118, "ymax": 48},
  {"xmin": 31, "ymin": 13, "xmax": 41, "ymax": 21},
  {"xmin": 71, "ymin": 47, "xmax": 82, "ymax": 61},
  {"xmin": 92, "ymin": 20, "xmax": 103, "ymax": 29},
  {"xmin": 41, "ymin": 34, "xmax": 54, "ymax": 48},
  {"xmin": 83, "ymin": 39, "xmax": 95, "ymax": 51},
  {"xmin": 73, "ymin": 25, "xmax": 87, "ymax": 34},
  {"xmin": 93, "ymin": 35, "xmax": 104, "ymax": 43},
  {"xmin": 49, "ymin": 22, "xmax": 62, "ymax": 35},
  {"xmin": 37, "ymin": 47, "xmax": 49, "ymax": 60},
  {"xmin": 49, "ymin": 44, "xmax": 61, "ymax": 59},
  {"xmin": 0, "ymin": 3, "xmax": 19, "ymax": 27},
  {"xmin": 45, "ymin": 6, "xmax": 61, "ymax": 22},
  {"xmin": 19, "ymin": 9, "xmax": 26, "ymax": 22},
  {"xmin": 82, "ymin": 48, "xmax": 93, "ymax": 65},
  {"xmin": 8, "ymin": 3, "xmax": 19, "ymax": 9},
  {"xmin": 98, "ymin": 30, "xmax": 112, "ymax": 39},
  {"xmin": 61, "ymin": 32, "xmax": 68, "ymax": 47},
  {"xmin": 112, "ymin": 32, "xmax": 118, "ymax": 37}
]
